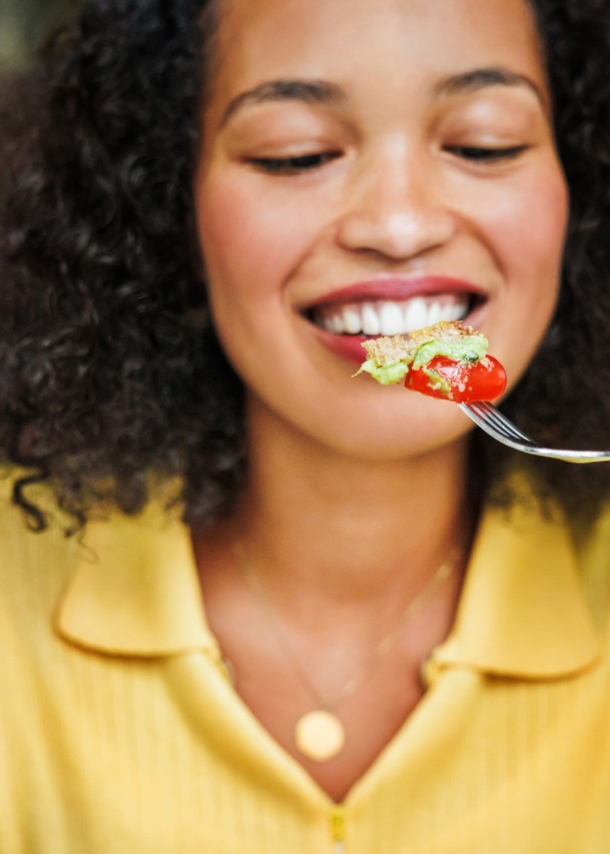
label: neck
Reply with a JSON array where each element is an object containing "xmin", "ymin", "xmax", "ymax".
[{"xmin": 230, "ymin": 396, "xmax": 473, "ymax": 609}]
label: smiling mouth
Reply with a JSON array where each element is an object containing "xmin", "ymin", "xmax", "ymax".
[{"xmin": 308, "ymin": 292, "xmax": 479, "ymax": 337}]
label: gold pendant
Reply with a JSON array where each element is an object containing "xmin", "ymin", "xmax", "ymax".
[{"xmin": 295, "ymin": 710, "xmax": 346, "ymax": 762}]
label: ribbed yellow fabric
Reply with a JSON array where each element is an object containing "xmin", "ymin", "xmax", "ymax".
[{"xmin": 0, "ymin": 477, "xmax": 609, "ymax": 853}]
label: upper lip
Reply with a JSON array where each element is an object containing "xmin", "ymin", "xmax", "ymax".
[{"xmin": 305, "ymin": 275, "xmax": 488, "ymax": 308}]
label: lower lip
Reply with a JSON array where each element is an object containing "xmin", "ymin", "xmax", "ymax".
[{"xmin": 313, "ymin": 327, "xmax": 379, "ymax": 365}]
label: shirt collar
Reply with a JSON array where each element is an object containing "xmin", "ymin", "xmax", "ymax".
[
  {"xmin": 56, "ymin": 503, "xmax": 219, "ymax": 658},
  {"xmin": 56, "ymin": 498, "xmax": 601, "ymax": 677},
  {"xmin": 429, "ymin": 500, "xmax": 600, "ymax": 679}
]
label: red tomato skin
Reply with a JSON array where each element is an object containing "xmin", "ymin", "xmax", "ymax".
[{"xmin": 405, "ymin": 355, "xmax": 507, "ymax": 403}]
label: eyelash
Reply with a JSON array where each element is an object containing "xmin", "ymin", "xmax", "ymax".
[
  {"xmin": 248, "ymin": 152, "xmax": 341, "ymax": 174},
  {"xmin": 248, "ymin": 144, "xmax": 528, "ymax": 175},
  {"xmin": 445, "ymin": 145, "xmax": 529, "ymax": 162}
]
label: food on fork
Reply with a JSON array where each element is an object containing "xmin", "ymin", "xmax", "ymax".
[{"xmin": 357, "ymin": 321, "xmax": 507, "ymax": 403}]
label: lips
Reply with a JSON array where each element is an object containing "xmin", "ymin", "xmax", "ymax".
[{"xmin": 304, "ymin": 276, "xmax": 487, "ymax": 365}]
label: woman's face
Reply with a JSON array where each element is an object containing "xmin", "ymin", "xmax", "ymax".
[{"xmin": 195, "ymin": 0, "xmax": 568, "ymax": 460}]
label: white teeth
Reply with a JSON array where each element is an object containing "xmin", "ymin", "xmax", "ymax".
[
  {"xmin": 426, "ymin": 300, "xmax": 443, "ymax": 326},
  {"xmin": 362, "ymin": 303, "xmax": 381, "ymax": 335},
  {"xmin": 342, "ymin": 306, "xmax": 362, "ymax": 334},
  {"xmin": 324, "ymin": 314, "xmax": 345, "ymax": 333},
  {"xmin": 317, "ymin": 295, "xmax": 471, "ymax": 336},
  {"xmin": 379, "ymin": 302, "xmax": 404, "ymax": 336},
  {"xmin": 332, "ymin": 313, "xmax": 346, "ymax": 333},
  {"xmin": 404, "ymin": 297, "xmax": 428, "ymax": 332},
  {"xmin": 451, "ymin": 302, "xmax": 468, "ymax": 321}
]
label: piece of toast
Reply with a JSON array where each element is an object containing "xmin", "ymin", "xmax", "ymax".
[{"xmin": 361, "ymin": 321, "xmax": 480, "ymax": 367}]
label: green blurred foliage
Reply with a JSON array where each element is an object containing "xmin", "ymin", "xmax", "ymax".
[{"xmin": 0, "ymin": 0, "xmax": 81, "ymax": 69}]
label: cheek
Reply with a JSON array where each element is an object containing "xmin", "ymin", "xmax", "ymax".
[
  {"xmin": 193, "ymin": 165, "xmax": 336, "ymax": 400},
  {"xmin": 483, "ymin": 160, "xmax": 569, "ymax": 297},
  {"xmin": 474, "ymin": 159, "xmax": 569, "ymax": 380},
  {"xmin": 194, "ymin": 168, "xmax": 324, "ymax": 319}
]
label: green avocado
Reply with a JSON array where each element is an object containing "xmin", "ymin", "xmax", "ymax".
[
  {"xmin": 357, "ymin": 330, "xmax": 488, "ymax": 386},
  {"xmin": 356, "ymin": 359, "xmax": 410, "ymax": 385},
  {"xmin": 411, "ymin": 335, "xmax": 488, "ymax": 371}
]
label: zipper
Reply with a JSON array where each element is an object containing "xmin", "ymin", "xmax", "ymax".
[{"xmin": 330, "ymin": 805, "xmax": 346, "ymax": 854}]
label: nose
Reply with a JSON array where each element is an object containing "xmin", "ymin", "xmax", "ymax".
[{"xmin": 335, "ymin": 139, "xmax": 457, "ymax": 260}]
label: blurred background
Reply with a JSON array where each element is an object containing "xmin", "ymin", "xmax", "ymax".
[{"xmin": 0, "ymin": 0, "xmax": 80, "ymax": 70}]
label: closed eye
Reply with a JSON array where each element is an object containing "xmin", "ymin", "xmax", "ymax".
[
  {"xmin": 445, "ymin": 145, "xmax": 528, "ymax": 162},
  {"xmin": 248, "ymin": 151, "xmax": 342, "ymax": 174}
]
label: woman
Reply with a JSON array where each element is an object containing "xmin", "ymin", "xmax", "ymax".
[{"xmin": 1, "ymin": 0, "xmax": 610, "ymax": 850}]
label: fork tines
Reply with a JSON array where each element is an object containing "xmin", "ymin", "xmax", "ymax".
[{"xmin": 463, "ymin": 401, "xmax": 541, "ymax": 447}]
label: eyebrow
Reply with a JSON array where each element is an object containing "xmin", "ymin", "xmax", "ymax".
[
  {"xmin": 220, "ymin": 79, "xmax": 347, "ymax": 127},
  {"xmin": 435, "ymin": 67, "xmax": 547, "ymax": 110},
  {"xmin": 220, "ymin": 67, "xmax": 547, "ymax": 129}
]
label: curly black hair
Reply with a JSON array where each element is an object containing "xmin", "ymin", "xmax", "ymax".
[{"xmin": 1, "ymin": 0, "xmax": 610, "ymax": 532}]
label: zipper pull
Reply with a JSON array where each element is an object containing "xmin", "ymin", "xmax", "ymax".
[{"xmin": 330, "ymin": 806, "xmax": 346, "ymax": 854}]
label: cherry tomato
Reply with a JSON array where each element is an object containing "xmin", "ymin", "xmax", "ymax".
[{"xmin": 405, "ymin": 355, "xmax": 507, "ymax": 403}]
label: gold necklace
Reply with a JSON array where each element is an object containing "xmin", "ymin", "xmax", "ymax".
[{"xmin": 233, "ymin": 541, "xmax": 459, "ymax": 763}]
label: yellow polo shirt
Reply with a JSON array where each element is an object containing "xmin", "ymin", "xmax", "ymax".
[{"xmin": 0, "ymin": 477, "xmax": 609, "ymax": 854}]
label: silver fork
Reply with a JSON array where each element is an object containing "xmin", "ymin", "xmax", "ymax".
[{"xmin": 459, "ymin": 401, "xmax": 610, "ymax": 464}]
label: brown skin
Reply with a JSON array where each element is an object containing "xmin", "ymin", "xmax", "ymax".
[
  {"xmin": 193, "ymin": 0, "xmax": 568, "ymax": 801},
  {"xmin": 193, "ymin": 424, "xmax": 471, "ymax": 801}
]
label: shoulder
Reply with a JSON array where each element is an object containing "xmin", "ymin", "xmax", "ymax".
[
  {"xmin": 0, "ymin": 473, "xmax": 79, "ymax": 652},
  {"xmin": 573, "ymin": 505, "xmax": 610, "ymax": 635}
]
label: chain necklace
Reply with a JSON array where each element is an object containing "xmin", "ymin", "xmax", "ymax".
[{"xmin": 233, "ymin": 541, "xmax": 459, "ymax": 763}]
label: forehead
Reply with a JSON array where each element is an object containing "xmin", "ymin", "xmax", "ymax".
[{"xmin": 211, "ymin": 0, "xmax": 545, "ymax": 109}]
